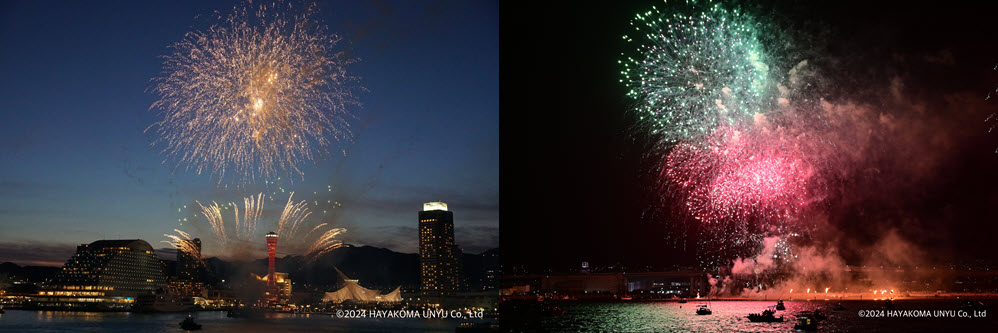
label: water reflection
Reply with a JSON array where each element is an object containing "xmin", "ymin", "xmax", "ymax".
[{"xmin": 507, "ymin": 300, "xmax": 998, "ymax": 332}]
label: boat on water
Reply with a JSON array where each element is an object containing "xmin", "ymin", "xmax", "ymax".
[
  {"xmin": 541, "ymin": 301, "xmax": 565, "ymax": 316},
  {"xmin": 794, "ymin": 314, "xmax": 818, "ymax": 330},
  {"xmin": 678, "ymin": 298, "xmax": 688, "ymax": 304},
  {"xmin": 620, "ymin": 295, "xmax": 632, "ymax": 301},
  {"xmin": 775, "ymin": 299, "xmax": 786, "ymax": 311},
  {"xmin": 695, "ymin": 304, "xmax": 712, "ymax": 315},
  {"xmin": 455, "ymin": 320, "xmax": 500, "ymax": 333},
  {"xmin": 227, "ymin": 308, "xmax": 267, "ymax": 319},
  {"xmin": 960, "ymin": 300, "xmax": 987, "ymax": 312},
  {"xmin": 134, "ymin": 292, "xmax": 198, "ymax": 313},
  {"xmin": 747, "ymin": 307, "xmax": 784, "ymax": 323},
  {"xmin": 180, "ymin": 315, "xmax": 202, "ymax": 330},
  {"xmin": 544, "ymin": 306, "xmax": 565, "ymax": 316},
  {"xmin": 796, "ymin": 310, "xmax": 827, "ymax": 321}
]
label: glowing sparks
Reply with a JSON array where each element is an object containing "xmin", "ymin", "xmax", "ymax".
[
  {"xmin": 233, "ymin": 193, "xmax": 265, "ymax": 240},
  {"xmin": 306, "ymin": 226, "xmax": 347, "ymax": 261},
  {"xmin": 149, "ymin": 1, "xmax": 361, "ymax": 183},
  {"xmin": 197, "ymin": 201, "xmax": 227, "ymax": 247},
  {"xmin": 188, "ymin": 191, "xmax": 346, "ymax": 261},
  {"xmin": 276, "ymin": 192, "xmax": 311, "ymax": 239},
  {"xmin": 664, "ymin": 127, "xmax": 815, "ymax": 223},
  {"xmin": 661, "ymin": 125, "xmax": 827, "ymax": 268},
  {"xmin": 621, "ymin": 1, "xmax": 771, "ymax": 143},
  {"xmin": 162, "ymin": 229, "xmax": 205, "ymax": 266}
]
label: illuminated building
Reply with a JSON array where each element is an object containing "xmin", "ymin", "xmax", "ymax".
[
  {"xmin": 266, "ymin": 231, "xmax": 278, "ymax": 302},
  {"xmin": 252, "ymin": 272, "xmax": 291, "ymax": 304},
  {"xmin": 321, "ymin": 267, "xmax": 402, "ymax": 303},
  {"xmin": 419, "ymin": 201, "xmax": 463, "ymax": 297},
  {"xmin": 173, "ymin": 238, "xmax": 203, "ymax": 298},
  {"xmin": 30, "ymin": 239, "xmax": 167, "ymax": 310},
  {"xmin": 483, "ymin": 251, "xmax": 499, "ymax": 291}
]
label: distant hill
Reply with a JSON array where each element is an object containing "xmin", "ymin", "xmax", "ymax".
[
  {"xmin": 0, "ymin": 262, "xmax": 60, "ymax": 283},
  {"xmin": 0, "ymin": 262, "xmax": 60, "ymax": 294}
]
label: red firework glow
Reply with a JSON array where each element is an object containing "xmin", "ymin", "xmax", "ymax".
[{"xmin": 664, "ymin": 126, "xmax": 815, "ymax": 224}]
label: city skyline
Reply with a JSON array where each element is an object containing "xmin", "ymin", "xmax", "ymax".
[{"xmin": 0, "ymin": 1, "xmax": 499, "ymax": 266}]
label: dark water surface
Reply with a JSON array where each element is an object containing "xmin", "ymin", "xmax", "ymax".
[
  {"xmin": 0, "ymin": 310, "xmax": 460, "ymax": 332},
  {"xmin": 504, "ymin": 299, "xmax": 998, "ymax": 332}
]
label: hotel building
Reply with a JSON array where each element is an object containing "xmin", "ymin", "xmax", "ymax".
[
  {"xmin": 30, "ymin": 239, "xmax": 167, "ymax": 310},
  {"xmin": 419, "ymin": 201, "xmax": 464, "ymax": 297}
]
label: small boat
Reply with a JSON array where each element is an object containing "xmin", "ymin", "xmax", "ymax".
[
  {"xmin": 794, "ymin": 314, "xmax": 818, "ymax": 330},
  {"xmin": 180, "ymin": 315, "xmax": 202, "ymax": 330},
  {"xmin": 960, "ymin": 300, "xmax": 987, "ymax": 312},
  {"xmin": 796, "ymin": 310, "xmax": 827, "ymax": 321},
  {"xmin": 227, "ymin": 308, "xmax": 266, "ymax": 319},
  {"xmin": 455, "ymin": 320, "xmax": 500, "ymax": 333},
  {"xmin": 541, "ymin": 302, "xmax": 565, "ymax": 316},
  {"xmin": 747, "ymin": 308, "xmax": 784, "ymax": 322},
  {"xmin": 544, "ymin": 306, "xmax": 565, "ymax": 316},
  {"xmin": 678, "ymin": 298, "xmax": 688, "ymax": 304},
  {"xmin": 775, "ymin": 299, "xmax": 786, "ymax": 311},
  {"xmin": 620, "ymin": 295, "xmax": 632, "ymax": 301},
  {"xmin": 695, "ymin": 304, "xmax": 712, "ymax": 315},
  {"xmin": 831, "ymin": 303, "xmax": 846, "ymax": 311},
  {"xmin": 814, "ymin": 310, "xmax": 827, "ymax": 320}
]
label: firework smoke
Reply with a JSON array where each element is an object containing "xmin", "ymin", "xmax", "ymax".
[{"xmin": 149, "ymin": 0, "xmax": 361, "ymax": 183}]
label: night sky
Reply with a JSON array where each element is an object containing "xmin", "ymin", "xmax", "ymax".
[
  {"xmin": 0, "ymin": 0, "xmax": 498, "ymax": 265},
  {"xmin": 502, "ymin": 0, "xmax": 998, "ymax": 272}
]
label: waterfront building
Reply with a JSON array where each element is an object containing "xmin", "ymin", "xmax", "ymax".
[
  {"xmin": 419, "ymin": 201, "xmax": 463, "ymax": 297},
  {"xmin": 172, "ymin": 238, "xmax": 203, "ymax": 298},
  {"xmin": 30, "ymin": 239, "xmax": 167, "ymax": 310},
  {"xmin": 321, "ymin": 267, "xmax": 401, "ymax": 303},
  {"xmin": 251, "ymin": 272, "xmax": 292, "ymax": 304}
]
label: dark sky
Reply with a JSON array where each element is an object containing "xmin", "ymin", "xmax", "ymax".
[
  {"xmin": 0, "ymin": 0, "xmax": 498, "ymax": 265},
  {"xmin": 502, "ymin": 0, "xmax": 998, "ymax": 272}
]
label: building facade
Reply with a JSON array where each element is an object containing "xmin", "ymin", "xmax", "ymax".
[
  {"xmin": 252, "ymin": 272, "xmax": 291, "ymax": 305},
  {"xmin": 419, "ymin": 201, "xmax": 463, "ymax": 297},
  {"xmin": 172, "ymin": 238, "xmax": 203, "ymax": 298},
  {"xmin": 31, "ymin": 239, "xmax": 167, "ymax": 310}
]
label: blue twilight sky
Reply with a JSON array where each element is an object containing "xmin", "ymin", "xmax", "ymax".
[{"xmin": 0, "ymin": 0, "xmax": 498, "ymax": 265}]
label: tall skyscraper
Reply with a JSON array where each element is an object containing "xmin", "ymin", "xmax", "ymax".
[
  {"xmin": 175, "ymin": 238, "xmax": 203, "ymax": 297},
  {"xmin": 419, "ymin": 201, "xmax": 462, "ymax": 297},
  {"xmin": 266, "ymin": 231, "xmax": 278, "ymax": 301}
]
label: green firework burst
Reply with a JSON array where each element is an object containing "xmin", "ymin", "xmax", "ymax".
[{"xmin": 621, "ymin": 1, "xmax": 772, "ymax": 143}]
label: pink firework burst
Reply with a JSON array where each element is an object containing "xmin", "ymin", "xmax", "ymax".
[{"xmin": 665, "ymin": 126, "xmax": 816, "ymax": 225}]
